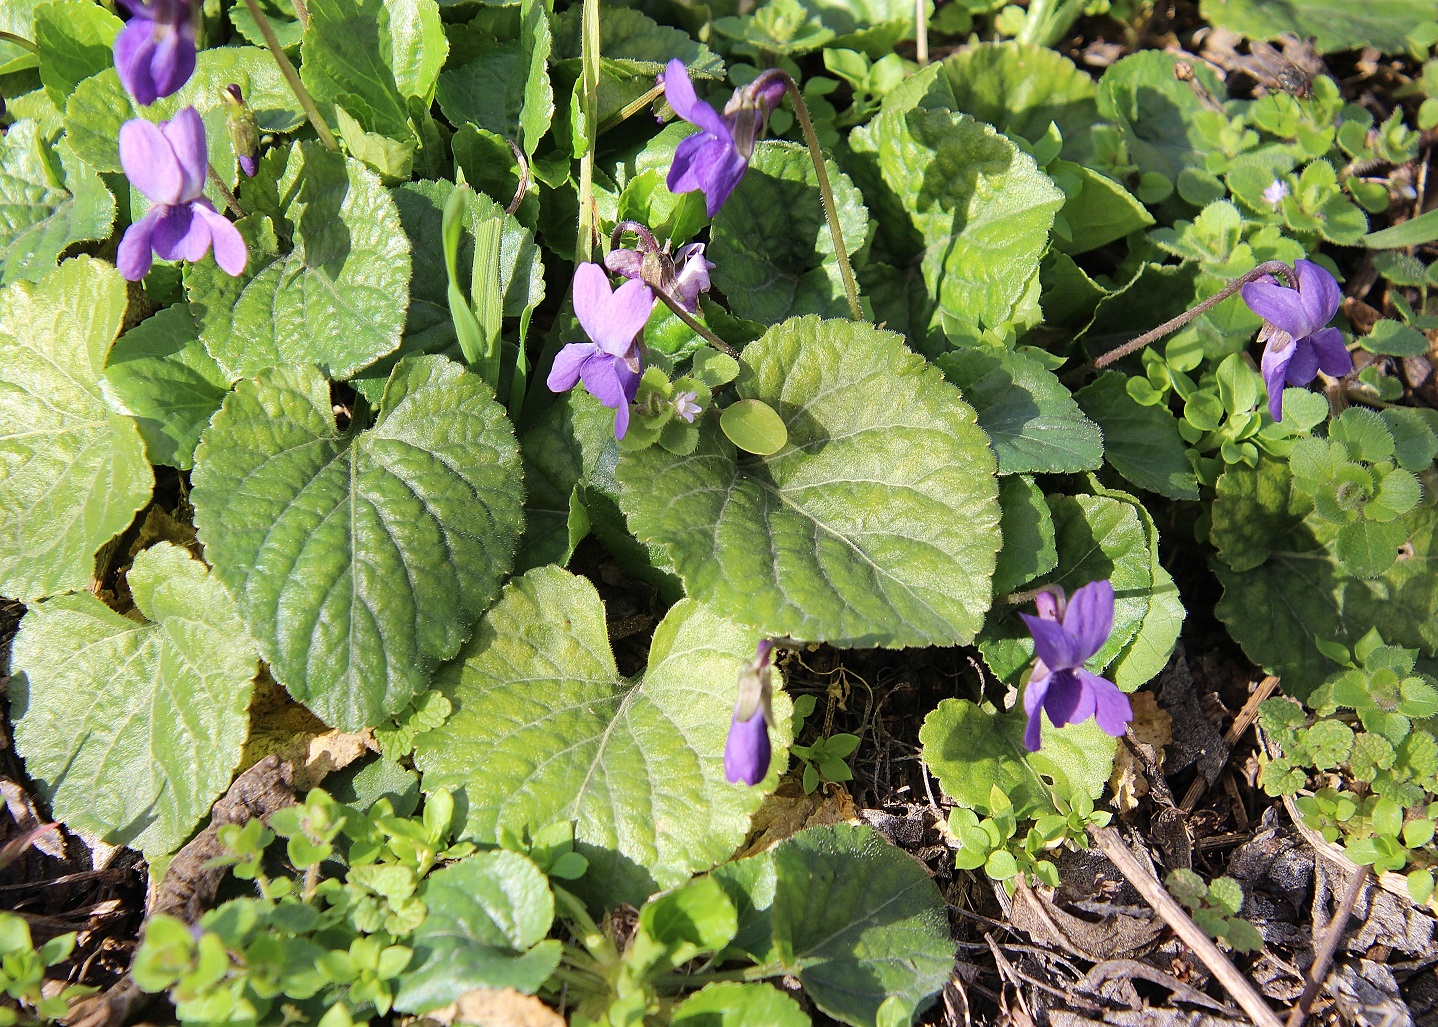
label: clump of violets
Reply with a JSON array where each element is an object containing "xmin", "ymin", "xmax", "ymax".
[
  {"xmin": 725, "ymin": 640, "xmax": 775, "ymax": 786},
  {"xmin": 1241, "ymin": 258, "xmax": 1351, "ymax": 422},
  {"xmin": 661, "ymin": 59, "xmax": 786, "ymax": 217},
  {"xmin": 117, "ymin": 107, "xmax": 248, "ymax": 281},
  {"xmin": 605, "ymin": 224, "xmax": 715, "ymax": 313},
  {"xmin": 114, "ymin": 0, "xmax": 196, "ymax": 106},
  {"xmin": 1019, "ymin": 580, "xmax": 1131, "ymax": 752},
  {"xmin": 547, "ymin": 263, "xmax": 655, "ymax": 439}
]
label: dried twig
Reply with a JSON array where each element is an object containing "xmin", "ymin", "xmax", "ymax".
[
  {"xmin": 1180, "ymin": 675, "xmax": 1280, "ymax": 812},
  {"xmin": 1091, "ymin": 826, "xmax": 1285, "ymax": 1027},
  {"xmin": 1287, "ymin": 865, "xmax": 1369, "ymax": 1027}
]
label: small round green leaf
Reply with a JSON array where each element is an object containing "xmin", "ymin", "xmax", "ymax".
[
  {"xmin": 191, "ymin": 355, "xmax": 523, "ymax": 730},
  {"xmin": 719, "ymin": 399, "xmax": 789, "ymax": 455}
]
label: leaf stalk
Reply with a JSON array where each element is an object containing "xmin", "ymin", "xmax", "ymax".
[{"xmin": 239, "ymin": 0, "xmax": 339, "ymax": 152}]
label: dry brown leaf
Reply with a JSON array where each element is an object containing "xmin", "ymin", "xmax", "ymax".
[
  {"xmin": 737, "ymin": 776, "xmax": 858, "ymax": 856},
  {"xmin": 428, "ymin": 988, "xmax": 566, "ymax": 1027},
  {"xmin": 240, "ymin": 678, "xmax": 375, "ymax": 789},
  {"xmin": 1109, "ymin": 692, "xmax": 1173, "ymax": 813}
]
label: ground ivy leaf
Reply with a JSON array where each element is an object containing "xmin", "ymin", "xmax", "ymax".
[
  {"xmin": 1096, "ymin": 52, "xmax": 1225, "ymax": 181},
  {"xmin": 64, "ymin": 48, "xmax": 306, "ymax": 185},
  {"xmin": 920, "ymin": 699, "xmax": 1117, "ymax": 819},
  {"xmin": 938, "ymin": 347, "xmax": 1103, "ymax": 475},
  {"xmin": 710, "ymin": 140, "xmax": 870, "ymax": 325},
  {"xmin": 771, "ymin": 824, "xmax": 954, "ymax": 1027},
  {"xmin": 436, "ymin": 0, "xmax": 552, "ymax": 156},
  {"xmin": 993, "ymin": 475, "xmax": 1058, "ymax": 595},
  {"xmin": 1199, "ymin": 0, "xmax": 1430, "ymax": 54},
  {"xmin": 301, "ymin": 0, "xmax": 447, "ymax": 138},
  {"xmin": 352, "ymin": 178, "xmax": 542, "ymax": 401},
  {"xmin": 191, "ymin": 356, "xmax": 523, "ymax": 730},
  {"xmin": 979, "ymin": 493, "xmax": 1152, "ymax": 684},
  {"xmin": 0, "ymin": 122, "xmax": 115, "ymax": 285},
  {"xmin": 394, "ymin": 851, "xmax": 562, "ymax": 1013},
  {"xmin": 9, "ymin": 543, "xmax": 256, "ymax": 856},
  {"xmin": 1213, "ymin": 459, "xmax": 1438, "ymax": 698},
  {"xmin": 101, "ymin": 305, "xmax": 229, "ymax": 470},
  {"xmin": 412, "ymin": 566, "xmax": 792, "ymax": 909},
  {"xmin": 1076, "ymin": 372, "xmax": 1199, "ymax": 500},
  {"xmin": 0, "ymin": 257, "xmax": 152, "ymax": 601},
  {"xmin": 935, "ymin": 41, "xmax": 1099, "ymax": 161},
  {"xmin": 848, "ymin": 105, "xmax": 1064, "ymax": 341},
  {"xmin": 672, "ymin": 983, "xmax": 809, "ymax": 1027},
  {"xmin": 185, "ymin": 143, "xmax": 411, "ymax": 382},
  {"xmin": 618, "ymin": 316, "xmax": 1001, "ymax": 647}
]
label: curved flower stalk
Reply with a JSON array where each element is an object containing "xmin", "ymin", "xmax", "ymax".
[
  {"xmin": 725, "ymin": 640, "xmax": 776, "ymax": 786},
  {"xmin": 1019, "ymin": 580, "xmax": 1131, "ymax": 752},
  {"xmin": 117, "ymin": 107, "xmax": 248, "ymax": 282},
  {"xmin": 547, "ymin": 263, "xmax": 655, "ymax": 439},
  {"xmin": 661, "ymin": 59, "xmax": 786, "ymax": 218},
  {"xmin": 1241, "ymin": 259, "xmax": 1351, "ymax": 422},
  {"xmin": 114, "ymin": 0, "xmax": 196, "ymax": 105},
  {"xmin": 605, "ymin": 222, "xmax": 715, "ymax": 313}
]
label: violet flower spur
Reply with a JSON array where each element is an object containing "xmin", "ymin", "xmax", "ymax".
[
  {"xmin": 725, "ymin": 640, "xmax": 775, "ymax": 786},
  {"xmin": 547, "ymin": 262, "xmax": 655, "ymax": 440},
  {"xmin": 661, "ymin": 59, "xmax": 786, "ymax": 217},
  {"xmin": 116, "ymin": 107, "xmax": 248, "ymax": 282},
  {"xmin": 1019, "ymin": 580, "xmax": 1131, "ymax": 753},
  {"xmin": 114, "ymin": 0, "xmax": 196, "ymax": 106},
  {"xmin": 1240, "ymin": 258, "xmax": 1351, "ymax": 422}
]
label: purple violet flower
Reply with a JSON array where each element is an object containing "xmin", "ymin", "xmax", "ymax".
[
  {"xmin": 1241, "ymin": 259, "xmax": 1351, "ymax": 422},
  {"xmin": 673, "ymin": 391, "xmax": 702, "ymax": 423},
  {"xmin": 548, "ymin": 262, "xmax": 654, "ymax": 439},
  {"xmin": 113, "ymin": 0, "xmax": 196, "ymax": 106},
  {"xmin": 725, "ymin": 639, "xmax": 775, "ymax": 786},
  {"xmin": 1019, "ymin": 580, "xmax": 1131, "ymax": 753},
  {"xmin": 661, "ymin": 59, "xmax": 786, "ymax": 217},
  {"xmin": 671, "ymin": 242, "xmax": 714, "ymax": 312},
  {"xmin": 116, "ymin": 108, "xmax": 248, "ymax": 282}
]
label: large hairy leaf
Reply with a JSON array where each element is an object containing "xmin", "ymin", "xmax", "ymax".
[
  {"xmin": 619, "ymin": 316, "xmax": 1002, "ymax": 647},
  {"xmin": 9, "ymin": 543, "xmax": 256, "ymax": 856},
  {"xmin": 191, "ymin": 356, "xmax": 523, "ymax": 729},
  {"xmin": 185, "ymin": 144, "xmax": 411, "ymax": 381},
  {"xmin": 413, "ymin": 566, "xmax": 791, "ymax": 908},
  {"xmin": 0, "ymin": 257, "xmax": 151, "ymax": 600},
  {"xmin": 0, "ymin": 122, "xmax": 114, "ymax": 286}
]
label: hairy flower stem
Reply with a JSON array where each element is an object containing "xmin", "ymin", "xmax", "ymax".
[
  {"xmin": 574, "ymin": 0, "xmax": 601, "ymax": 265},
  {"xmin": 656, "ymin": 290, "xmax": 741, "ymax": 358},
  {"xmin": 1092, "ymin": 260, "xmax": 1300, "ymax": 369},
  {"xmin": 914, "ymin": 0, "xmax": 928, "ymax": 65},
  {"xmin": 780, "ymin": 75, "xmax": 863, "ymax": 321},
  {"xmin": 240, "ymin": 0, "xmax": 338, "ymax": 152},
  {"xmin": 207, "ymin": 164, "xmax": 244, "ymax": 218}
]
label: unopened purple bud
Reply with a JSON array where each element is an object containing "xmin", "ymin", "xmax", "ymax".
[
  {"xmin": 238, "ymin": 155, "xmax": 257, "ymax": 178},
  {"xmin": 724, "ymin": 708, "xmax": 771, "ymax": 786}
]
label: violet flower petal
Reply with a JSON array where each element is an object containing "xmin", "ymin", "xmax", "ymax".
[
  {"xmin": 1295, "ymin": 258, "xmax": 1341, "ymax": 332},
  {"xmin": 1041, "ymin": 670, "xmax": 1087, "ymax": 730},
  {"xmin": 150, "ymin": 204, "xmax": 208, "ymax": 262},
  {"xmin": 1284, "ymin": 338, "xmax": 1321, "ymax": 386},
  {"xmin": 194, "ymin": 202, "xmax": 247, "ymax": 275},
  {"xmin": 1080, "ymin": 669, "xmax": 1133, "ymax": 738},
  {"xmin": 1022, "ymin": 673, "xmax": 1051, "ymax": 752},
  {"xmin": 1061, "ymin": 579, "xmax": 1114, "ymax": 663},
  {"xmin": 1033, "ymin": 590, "xmax": 1060, "ymax": 620},
  {"xmin": 661, "ymin": 58, "xmax": 731, "ymax": 139},
  {"xmin": 547, "ymin": 341, "xmax": 595, "ymax": 393},
  {"xmin": 1241, "ymin": 277, "xmax": 1312, "ymax": 339},
  {"xmin": 116, "ymin": 206, "xmax": 162, "ymax": 280},
  {"xmin": 160, "ymin": 106, "xmax": 208, "ymax": 202},
  {"xmin": 724, "ymin": 709, "xmax": 770, "ymax": 786},
  {"xmin": 1261, "ymin": 334, "xmax": 1297, "ymax": 421},
  {"xmin": 113, "ymin": 18, "xmax": 160, "ymax": 106},
  {"xmin": 150, "ymin": 18, "xmax": 195, "ymax": 100},
  {"xmin": 1311, "ymin": 326, "xmax": 1352, "ymax": 377},
  {"xmin": 118, "ymin": 118, "xmax": 184, "ymax": 205},
  {"xmin": 1019, "ymin": 613, "xmax": 1082, "ymax": 674},
  {"xmin": 572, "ymin": 263, "xmax": 654, "ymax": 356}
]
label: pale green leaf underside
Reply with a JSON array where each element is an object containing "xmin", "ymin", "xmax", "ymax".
[
  {"xmin": 0, "ymin": 257, "xmax": 151, "ymax": 601},
  {"xmin": 920, "ymin": 698, "xmax": 1117, "ymax": 819},
  {"xmin": 619, "ymin": 316, "xmax": 1001, "ymax": 647},
  {"xmin": 190, "ymin": 356, "xmax": 523, "ymax": 730},
  {"xmin": 772, "ymin": 824, "xmax": 954, "ymax": 1027},
  {"xmin": 413, "ymin": 566, "xmax": 789, "ymax": 909},
  {"xmin": 9, "ymin": 543, "xmax": 256, "ymax": 856},
  {"xmin": 185, "ymin": 144, "xmax": 411, "ymax": 382}
]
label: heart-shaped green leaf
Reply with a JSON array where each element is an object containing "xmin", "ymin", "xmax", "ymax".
[
  {"xmin": 0, "ymin": 122, "xmax": 114, "ymax": 286},
  {"xmin": 0, "ymin": 257, "xmax": 151, "ymax": 601},
  {"xmin": 620, "ymin": 316, "xmax": 1001, "ymax": 647},
  {"xmin": 413, "ymin": 565, "xmax": 791, "ymax": 908},
  {"xmin": 191, "ymin": 355, "xmax": 523, "ymax": 729},
  {"xmin": 185, "ymin": 143, "xmax": 411, "ymax": 382},
  {"xmin": 10, "ymin": 543, "xmax": 256, "ymax": 856}
]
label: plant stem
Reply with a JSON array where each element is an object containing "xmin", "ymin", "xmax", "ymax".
[
  {"xmin": 1092, "ymin": 260, "xmax": 1299, "ymax": 369},
  {"xmin": 207, "ymin": 163, "xmax": 245, "ymax": 218},
  {"xmin": 0, "ymin": 30, "xmax": 39, "ymax": 54},
  {"xmin": 651, "ymin": 962, "xmax": 785, "ymax": 994},
  {"xmin": 240, "ymin": 0, "xmax": 338, "ymax": 152},
  {"xmin": 598, "ymin": 83, "xmax": 665, "ymax": 136},
  {"xmin": 574, "ymin": 0, "xmax": 601, "ymax": 266},
  {"xmin": 914, "ymin": 0, "xmax": 928, "ymax": 65},
  {"xmin": 655, "ymin": 291, "xmax": 740, "ymax": 358},
  {"xmin": 780, "ymin": 75, "xmax": 863, "ymax": 321}
]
